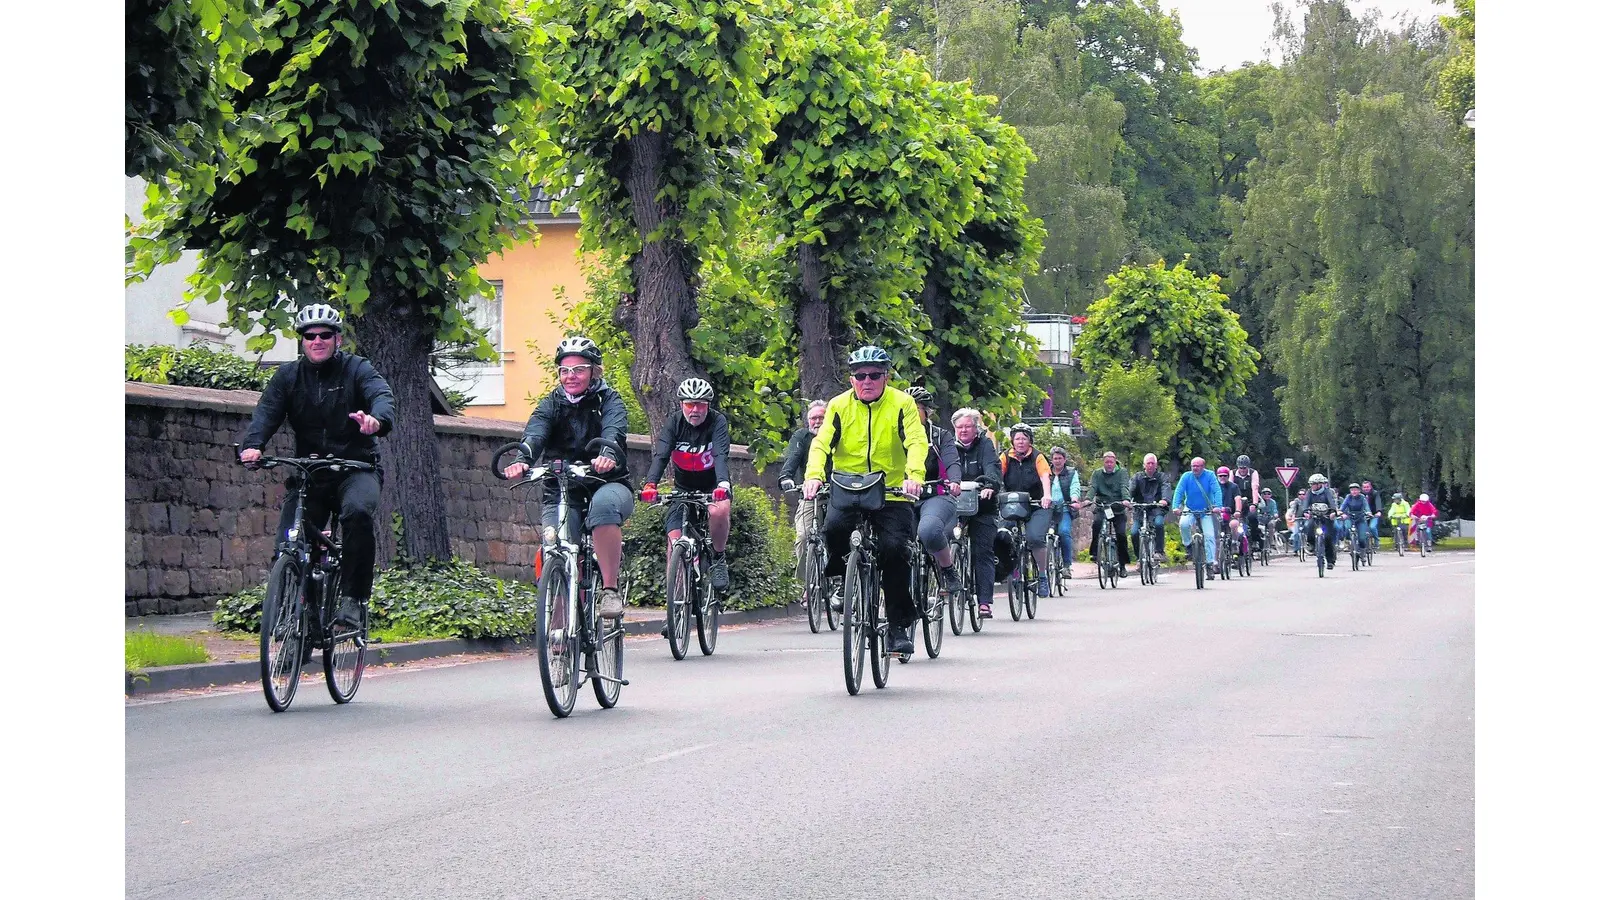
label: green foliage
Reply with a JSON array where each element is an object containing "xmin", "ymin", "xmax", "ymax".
[
  {"xmin": 212, "ymin": 559, "xmax": 540, "ymax": 639},
  {"xmin": 126, "ymin": 629, "xmax": 210, "ymax": 673},
  {"xmin": 1074, "ymin": 259, "xmax": 1259, "ymax": 460},
  {"xmin": 622, "ymin": 485, "xmax": 797, "ymax": 612},
  {"xmin": 1080, "ymin": 361, "xmax": 1182, "ymax": 463},
  {"xmin": 128, "ymin": 0, "xmax": 556, "ymax": 355},
  {"xmin": 125, "ymin": 343, "xmax": 272, "ymax": 391},
  {"xmin": 1434, "ymin": 0, "xmax": 1474, "ymax": 127}
]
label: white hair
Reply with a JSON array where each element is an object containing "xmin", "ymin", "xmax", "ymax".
[
  {"xmin": 1143, "ymin": 453, "xmax": 1158, "ymax": 465},
  {"xmin": 951, "ymin": 407, "xmax": 982, "ymax": 428},
  {"xmin": 806, "ymin": 399, "xmax": 827, "ymax": 415}
]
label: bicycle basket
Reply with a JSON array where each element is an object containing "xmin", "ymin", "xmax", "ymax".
[
  {"xmin": 954, "ymin": 481, "xmax": 980, "ymax": 516},
  {"xmin": 999, "ymin": 491, "xmax": 1033, "ymax": 521},
  {"xmin": 829, "ymin": 471, "xmax": 886, "ymax": 512},
  {"xmin": 1310, "ymin": 503, "xmax": 1331, "ymax": 515}
]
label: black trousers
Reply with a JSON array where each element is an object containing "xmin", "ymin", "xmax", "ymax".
[
  {"xmin": 1091, "ymin": 510, "xmax": 1131, "ymax": 566},
  {"xmin": 277, "ymin": 471, "xmax": 381, "ymax": 602},
  {"xmin": 823, "ymin": 502, "xmax": 917, "ymax": 629}
]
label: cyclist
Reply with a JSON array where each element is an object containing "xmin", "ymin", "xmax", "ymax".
[
  {"xmin": 503, "ymin": 336, "xmax": 635, "ymax": 620},
  {"xmin": 1339, "ymin": 483, "xmax": 1372, "ymax": 558},
  {"xmin": 779, "ymin": 399, "xmax": 829, "ymax": 558},
  {"xmin": 240, "ymin": 304, "xmax": 394, "ymax": 632},
  {"xmin": 1288, "ymin": 488, "xmax": 1309, "ymax": 555},
  {"xmin": 1359, "ymin": 480, "xmax": 1383, "ymax": 550},
  {"xmin": 907, "ymin": 387, "xmax": 963, "ymax": 597},
  {"xmin": 1410, "ymin": 493, "xmax": 1440, "ymax": 548},
  {"xmin": 1171, "ymin": 457, "xmax": 1223, "ymax": 579},
  {"xmin": 640, "ymin": 378, "xmax": 733, "ymax": 590},
  {"xmin": 1257, "ymin": 487, "xmax": 1281, "ymax": 553},
  {"xmin": 998, "ymin": 422, "xmax": 1056, "ymax": 597},
  {"xmin": 1128, "ymin": 452, "xmax": 1171, "ymax": 564},
  {"xmin": 1233, "ymin": 454, "xmax": 1263, "ymax": 505},
  {"xmin": 1048, "ymin": 447, "xmax": 1081, "ymax": 579},
  {"xmin": 1216, "ymin": 466, "xmax": 1249, "ymax": 564},
  {"xmin": 1387, "ymin": 492, "xmax": 1412, "ymax": 548},
  {"xmin": 802, "ymin": 345, "xmax": 927, "ymax": 656},
  {"xmin": 949, "ymin": 408, "xmax": 1002, "ymax": 618},
  {"xmin": 1303, "ymin": 474, "xmax": 1340, "ymax": 568},
  {"xmin": 1087, "ymin": 450, "xmax": 1132, "ymax": 578}
]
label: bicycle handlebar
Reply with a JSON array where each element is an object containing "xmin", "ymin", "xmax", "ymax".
[{"xmin": 239, "ymin": 454, "xmax": 375, "ymax": 475}]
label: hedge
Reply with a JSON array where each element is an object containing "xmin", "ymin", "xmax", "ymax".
[{"xmin": 621, "ymin": 484, "xmax": 798, "ymax": 612}]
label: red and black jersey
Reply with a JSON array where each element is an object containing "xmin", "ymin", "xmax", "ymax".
[{"xmin": 645, "ymin": 410, "xmax": 732, "ymax": 493}]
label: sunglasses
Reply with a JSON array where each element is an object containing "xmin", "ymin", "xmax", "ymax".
[
  {"xmin": 557, "ymin": 364, "xmax": 594, "ymax": 377},
  {"xmin": 850, "ymin": 370, "xmax": 887, "ymax": 382},
  {"xmin": 302, "ymin": 331, "xmax": 337, "ymax": 343}
]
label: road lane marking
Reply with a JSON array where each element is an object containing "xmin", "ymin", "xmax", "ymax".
[
  {"xmin": 1282, "ymin": 632, "xmax": 1372, "ymax": 637},
  {"xmin": 646, "ymin": 743, "xmax": 715, "ymax": 764},
  {"xmin": 1414, "ymin": 560, "xmax": 1474, "ymax": 569}
]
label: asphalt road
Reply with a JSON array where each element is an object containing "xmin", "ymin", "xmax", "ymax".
[{"xmin": 126, "ymin": 552, "xmax": 1474, "ymax": 899}]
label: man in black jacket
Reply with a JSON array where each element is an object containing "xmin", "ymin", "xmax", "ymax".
[
  {"xmin": 779, "ymin": 399, "xmax": 828, "ymax": 562},
  {"xmin": 1128, "ymin": 453, "xmax": 1171, "ymax": 562},
  {"xmin": 504, "ymin": 336, "xmax": 635, "ymax": 619},
  {"xmin": 240, "ymin": 304, "xmax": 395, "ymax": 629},
  {"xmin": 640, "ymin": 378, "xmax": 734, "ymax": 589}
]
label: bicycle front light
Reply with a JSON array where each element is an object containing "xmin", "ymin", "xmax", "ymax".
[
  {"xmin": 542, "ymin": 526, "xmax": 558, "ymax": 546},
  {"xmin": 850, "ymin": 530, "xmax": 863, "ymax": 548}
]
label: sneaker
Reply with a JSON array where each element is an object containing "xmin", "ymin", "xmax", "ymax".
[
  {"xmin": 1205, "ymin": 563, "xmax": 1217, "ymax": 580},
  {"xmin": 599, "ymin": 587, "xmax": 625, "ymax": 620},
  {"xmin": 829, "ymin": 578, "xmax": 843, "ymax": 613},
  {"xmin": 938, "ymin": 565, "xmax": 959, "ymax": 596},
  {"xmin": 709, "ymin": 554, "xmax": 730, "ymax": 590},
  {"xmin": 1036, "ymin": 575, "xmax": 1050, "ymax": 598},
  {"xmin": 888, "ymin": 625, "xmax": 914, "ymax": 655},
  {"xmin": 334, "ymin": 596, "xmax": 363, "ymax": 630},
  {"xmin": 1064, "ymin": 567, "xmax": 1073, "ymax": 579},
  {"xmin": 978, "ymin": 603, "xmax": 993, "ymax": 618},
  {"xmin": 1117, "ymin": 565, "xmax": 1129, "ymax": 579}
]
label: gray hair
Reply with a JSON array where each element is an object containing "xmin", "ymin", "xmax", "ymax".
[
  {"xmin": 951, "ymin": 407, "xmax": 982, "ymax": 428},
  {"xmin": 1143, "ymin": 452, "xmax": 1158, "ymax": 465},
  {"xmin": 806, "ymin": 399, "xmax": 827, "ymax": 415}
]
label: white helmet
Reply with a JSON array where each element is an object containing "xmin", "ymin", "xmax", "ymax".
[
  {"xmin": 677, "ymin": 377, "xmax": 715, "ymax": 401},
  {"xmin": 294, "ymin": 303, "xmax": 343, "ymax": 334},
  {"xmin": 1419, "ymin": 493, "xmax": 1429, "ymax": 503},
  {"xmin": 1309, "ymin": 473, "xmax": 1327, "ymax": 485},
  {"xmin": 553, "ymin": 335, "xmax": 602, "ymax": 365}
]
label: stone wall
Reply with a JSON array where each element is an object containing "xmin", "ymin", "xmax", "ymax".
[{"xmin": 125, "ymin": 382, "xmax": 777, "ymax": 615}]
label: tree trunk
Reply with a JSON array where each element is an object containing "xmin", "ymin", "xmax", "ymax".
[
  {"xmin": 352, "ymin": 287, "xmax": 453, "ymax": 564},
  {"xmin": 919, "ymin": 276, "xmax": 953, "ymax": 417},
  {"xmin": 795, "ymin": 242, "xmax": 837, "ymax": 403},
  {"xmin": 623, "ymin": 130, "xmax": 700, "ymax": 430}
]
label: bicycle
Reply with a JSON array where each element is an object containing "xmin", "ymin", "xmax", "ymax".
[
  {"xmin": 1307, "ymin": 504, "xmax": 1334, "ymax": 578},
  {"xmin": 1216, "ymin": 513, "xmax": 1235, "ymax": 582},
  {"xmin": 787, "ymin": 487, "xmax": 835, "ymax": 634},
  {"xmin": 1415, "ymin": 516, "xmax": 1435, "ymax": 556},
  {"xmin": 655, "ymin": 490, "xmax": 723, "ymax": 660},
  {"xmin": 1361, "ymin": 514, "xmax": 1377, "ymax": 567},
  {"xmin": 998, "ymin": 492, "xmax": 1042, "ymax": 618},
  {"xmin": 947, "ymin": 509, "xmax": 983, "ymax": 635},
  {"xmin": 1254, "ymin": 513, "xmax": 1273, "ymax": 568},
  {"xmin": 1392, "ymin": 518, "xmax": 1409, "ymax": 557},
  {"xmin": 1131, "ymin": 502, "xmax": 1164, "ymax": 586},
  {"xmin": 1091, "ymin": 500, "xmax": 1127, "ymax": 590},
  {"xmin": 1292, "ymin": 516, "xmax": 1308, "ymax": 563},
  {"xmin": 838, "ymin": 486, "xmax": 910, "ymax": 695},
  {"xmin": 1178, "ymin": 508, "xmax": 1212, "ymax": 590},
  {"xmin": 493, "ymin": 440, "xmax": 628, "ymax": 718},
  {"xmin": 904, "ymin": 541, "xmax": 944, "ymax": 662},
  {"xmin": 1227, "ymin": 511, "xmax": 1252, "ymax": 578},
  {"xmin": 1044, "ymin": 527, "xmax": 1069, "ymax": 598},
  {"xmin": 244, "ymin": 453, "xmax": 376, "ymax": 712}
]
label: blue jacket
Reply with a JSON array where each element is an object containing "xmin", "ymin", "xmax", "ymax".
[
  {"xmin": 1171, "ymin": 469, "xmax": 1222, "ymax": 512},
  {"xmin": 1340, "ymin": 493, "xmax": 1371, "ymax": 518}
]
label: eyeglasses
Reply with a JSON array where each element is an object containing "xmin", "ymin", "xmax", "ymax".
[
  {"xmin": 850, "ymin": 371, "xmax": 887, "ymax": 382},
  {"xmin": 302, "ymin": 331, "xmax": 337, "ymax": 343},
  {"xmin": 557, "ymin": 364, "xmax": 594, "ymax": 377}
]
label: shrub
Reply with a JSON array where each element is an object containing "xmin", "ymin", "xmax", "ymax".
[
  {"xmin": 213, "ymin": 558, "xmax": 539, "ymax": 639},
  {"xmin": 126, "ymin": 343, "xmax": 273, "ymax": 391},
  {"xmin": 126, "ymin": 630, "xmax": 210, "ymax": 672},
  {"xmin": 622, "ymin": 484, "xmax": 797, "ymax": 612}
]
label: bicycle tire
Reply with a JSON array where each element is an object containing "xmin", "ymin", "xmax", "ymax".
[
  {"xmin": 260, "ymin": 554, "xmax": 306, "ymax": 712},
  {"xmin": 1024, "ymin": 552, "xmax": 1038, "ymax": 620},
  {"xmin": 1192, "ymin": 531, "xmax": 1205, "ymax": 590},
  {"xmin": 1240, "ymin": 541, "xmax": 1252, "ymax": 577},
  {"xmin": 1096, "ymin": 532, "xmax": 1109, "ymax": 590},
  {"xmin": 1259, "ymin": 531, "xmax": 1271, "ymax": 567},
  {"xmin": 801, "ymin": 542, "xmax": 823, "ymax": 634},
  {"xmin": 921, "ymin": 557, "xmax": 944, "ymax": 659},
  {"xmin": 869, "ymin": 566, "xmax": 892, "ymax": 689},
  {"xmin": 536, "ymin": 558, "xmax": 580, "ymax": 718},
  {"xmin": 948, "ymin": 540, "xmax": 967, "ymax": 636},
  {"xmin": 842, "ymin": 548, "xmax": 867, "ymax": 695},
  {"xmin": 664, "ymin": 542, "xmax": 693, "ymax": 660},
  {"xmin": 322, "ymin": 565, "xmax": 366, "ymax": 704},
  {"xmin": 589, "ymin": 563, "xmax": 624, "ymax": 708},
  {"xmin": 1316, "ymin": 532, "xmax": 1326, "ymax": 578},
  {"xmin": 1008, "ymin": 574, "xmax": 1023, "ymax": 621},
  {"xmin": 695, "ymin": 554, "xmax": 720, "ymax": 657}
]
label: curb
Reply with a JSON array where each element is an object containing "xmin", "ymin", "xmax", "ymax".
[{"xmin": 125, "ymin": 602, "xmax": 807, "ymax": 696}]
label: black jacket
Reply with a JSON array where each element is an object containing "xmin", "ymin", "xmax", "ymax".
[
  {"xmin": 1130, "ymin": 471, "xmax": 1171, "ymax": 504},
  {"xmin": 950, "ymin": 436, "xmax": 1003, "ymax": 514},
  {"xmin": 516, "ymin": 379, "xmax": 632, "ymax": 487},
  {"xmin": 779, "ymin": 426, "xmax": 817, "ymax": 485},
  {"xmin": 645, "ymin": 410, "xmax": 731, "ymax": 492},
  {"xmin": 241, "ymin": 351, "xmax": 395, "ymax": 466}
]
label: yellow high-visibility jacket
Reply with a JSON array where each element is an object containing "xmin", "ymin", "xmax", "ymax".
[{"xmin": 805, "ymin": 387, "xmax": 928, "ymax": 501}]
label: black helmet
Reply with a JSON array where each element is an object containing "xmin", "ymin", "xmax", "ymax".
[{"xmin": 554, "ymin": 335, "xmax": 602, "ymax": 365}]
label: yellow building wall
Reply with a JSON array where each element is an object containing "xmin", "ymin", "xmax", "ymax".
[{"xmin": 464, "ymin": 223, "xmax": 586, "ymax": 424}]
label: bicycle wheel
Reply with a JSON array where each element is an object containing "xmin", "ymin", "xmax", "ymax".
[
  {"xmin": 1240, "ymin": 540, "xmax": 1252, "ymax": 577},
  {"xmin": 1259, "ymin": 531, "xmax": 1271, "ymax": 567},
  {"xmin": 536, "ymin": 558, "xmax": 580, "ymax": 718},
  {"xmin": 841, "ymin": 548, "xmax": 867, "ymax": 695},
  {"xmin": 1108, "ymin": 538, "xmax": 1120, "ymax": 589},
  {"xmin": 802, "ymin": 543, "xmax": 825, "ymax": 634},
  {"xmin": 869, "ymin": 567, "xmax": 892, "ymax": 689},
  {"xmin": 587, "ymin": 562, "xmax": 624, "ymax": 708},
  {"xmin": 323, "ymin": 567, "xmax": 366, "ymax": 704},
  {"xmin": 948, "ymin": 541, "xmax": 967, "ymax": 636},
  {"xmin": 1024, "ymin": 552, "xmax": 1038, "ymax": 619},
  {"xmin": 1008, "ymin": 573, "xmax": 1024, "ymax": 621},
  {"xmin": 1316, "ymin": 532, "xmax": 1326, "ymax": 578},
  {"xmin": 1395, "ymin": 527, "xmax": 1405, "ymax": 557},
  {"xmin": 695, "ymin": 560, "xmax": 720, "ymax": 657},
  {"xmin": 1191, "ymin": 532, "xmax": 1205, "ymax": 590},
  {"xmin": 1095, "ymin": 531, "xmax": 1109, "ymax": 590},
  {"xmin": 664, "ymin": 543, "xmax": 694, "ymax": 660},
  {"xmin": 921, "ymin": 557, "xmax": 944, "ymax": 659},
  {"xmin": 260, "ymin": 554, "xmax": 306, "ymax": 712}
]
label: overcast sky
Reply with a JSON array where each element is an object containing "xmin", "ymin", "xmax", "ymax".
[{"xmin": 1159, "ymin": 0, "xmax": 1448, "ymax": 72}]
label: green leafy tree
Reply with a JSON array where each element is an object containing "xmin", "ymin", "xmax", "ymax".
[
  {"xmin": 1434, "ymin": 0, "xmax": 1474, "ymax": 127},
  {"xmin": 1074, "ymin": 259, "xmax": 1259, "ymax": 461},
  {"xmin": 128, "ymin": 0, "xmax": 555, "ymax": 562},
  {"xmin": 532, "ymin": 0, "xmax": 778, "ymax": 427},
  {"xmin": 1080, "ymin": 361, "xmax": 1181, "ymax": 463}
]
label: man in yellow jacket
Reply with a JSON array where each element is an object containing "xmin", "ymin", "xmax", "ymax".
[{"xmin": 804, "ymin": 345, "xmax": 929, "ymax": 655}]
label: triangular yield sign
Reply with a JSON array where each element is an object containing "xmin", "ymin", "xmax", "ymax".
[{"xmin": 1276, "ymin": 466, "xmax": 1299, "ymax": 488}]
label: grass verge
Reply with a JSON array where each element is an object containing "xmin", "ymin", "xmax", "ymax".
[{"xmin": 126, "ymin": 630, "xmax": 210, "ymax": 673}]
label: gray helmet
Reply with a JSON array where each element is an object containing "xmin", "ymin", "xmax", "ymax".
[
  {"xmin": 846, "ymin": 345, "xmax": 892, "ymax": 368},
  {"xmin": 553, "ymin": 335, "xmax": 602, "ymax": 365},
  {"xmin": 677, "ymin": 377, "xmax": 715, "ymax": 401},
  {"xmin": 906, "ymin": 386, "xmax": 934, "ymax": 404},
  {"xmin": 1008, "ymin": 422, "xmax": 1034, "ymax": 438},
  {"xmin": 294, "ymin": 303, "xmax": 343, "ymax": 335},
  {"xmin": 1310, "ymin": 473, "xmax": 1327, "ymax": 485},
  {"xmin": 1236, "ymin": 454, "xmax": 1251, "ymax": 469}
]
